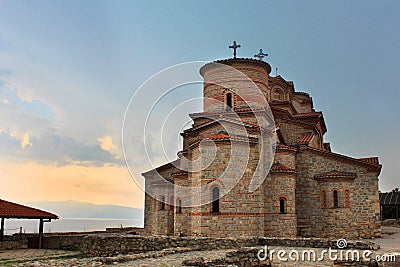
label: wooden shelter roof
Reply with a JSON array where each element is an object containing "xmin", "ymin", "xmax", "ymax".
[
  {"xmin": 380, "ymin": 191, "xmax": 400, "ymax": 206},
  {"xmin": 0, "ymin": 199, "xmax": 58, "ymax": 219}
]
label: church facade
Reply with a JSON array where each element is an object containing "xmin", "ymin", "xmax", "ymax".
[{"xmin": 142, "ymin": 55, "xmax": 382, "ymax": 239}]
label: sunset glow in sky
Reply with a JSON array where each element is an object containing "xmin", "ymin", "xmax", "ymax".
[{"xmin": 0, "ymin": 0, "xmax": 399, "ymax": 208}]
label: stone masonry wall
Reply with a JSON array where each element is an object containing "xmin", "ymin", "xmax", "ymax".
[
  {"xmin": 36, "ymin": 234, "xmax": 378, "ymax": 257},
  {"xmin": 264, "ymin": 172, "xmax": 297, "ymax": 237},
  {"xmin": 296, "ymin": 148, "xmax": 381, "ymax": 239},
  {"xmin": 198, "ymin": 139, "xmax": 265, "ymax": 238},
  {"xmin": 144, "ymin": 166, "xmax": 176, "ymax": 236}
]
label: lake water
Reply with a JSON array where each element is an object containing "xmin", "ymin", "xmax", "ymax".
[{"xmin": 3, "ymin": 218, "xmax": 144, "ymax": 234}]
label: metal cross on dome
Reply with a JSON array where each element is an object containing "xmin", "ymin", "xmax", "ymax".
[
  {"xmin": 229, "ymin": 41, "xmax": 241, "ymax": 58},
  {"xmin": 254, "ymin": 49, "xmax": 268, "ymax": 60}
]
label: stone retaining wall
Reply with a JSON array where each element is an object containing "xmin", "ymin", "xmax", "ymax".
[
  {"xmin": 0, "ymin": 235, "xmax": 28, "ymax": 250},
  {"xmin": 0, "ymin": 240, "xmax": 27, "ymax": 250},
  {"xmin": 105, "ymin": 227, "xmax": 145, "ymax": 235},
  {"xmin": 34, "ymin": 234, "xmax": 379, "ymax": 257}
]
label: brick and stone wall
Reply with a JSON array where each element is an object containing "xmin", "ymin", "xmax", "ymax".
[
  {"xmin": 35, "ymin": 234, "xmax": 378, "ymax": 257},
  {"xmin": 296, "ymin": 148, "xmax": 381, "ymax": 239},
  {"xmin": 0, "ymin": 235, "xmax": 28, "ymax": 250}
]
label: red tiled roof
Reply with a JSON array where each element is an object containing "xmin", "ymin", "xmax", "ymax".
[
  {"xmin": 294, "ymin": 92, "xmax": 310, "ymax": 97},
  {"xmin": 190, "ymin": 133, "xmax": 258, "ymax": 149},
  {"xmin": 0, "ymin": 199, "xmax": 58, "ymax": 219},
  {"xmin": 294, "ymin": 112, "xmax": 322, "ymax": 118},
  {"xmin": 298, "ymin": 132, "xmax": 314, "ymax": 144},
  {"xmin": 358, "ymin": 157, "xmax": 379, "ymax": 165},
  {"xmin": 201, "ymin": 133, "xmax": 257, "ymax": 143},
  {"xmin": 172, "ymin": 169, "xmax": 188, "ymax": 176},
  {"xmin": 276, "ymin": 143, "xmax": 298, "ymax": 152},
  {"xmin": 270, "ymin": 163, "xmax": 296, "ymax": 173},
  {"xmin": 190, "ymin": 107, "xmax": 267, "ymax": 118},
  {"xmin": 220, "ymin": 116, "xmax": 260, "ymax": 127},
  {"xmin": 314, "ymin": 170, "xmax": 357, "ymax": 179}
]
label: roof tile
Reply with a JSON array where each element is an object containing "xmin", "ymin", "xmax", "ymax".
[
  {"xmin": 298, "ymin": 132, "xmax": 314, "ymax": 144},
  {"xmin": 270, "ymin": 163, "xmax": 296, "ymax": 173},
  {"xmin": 358, "ymin": 157, "xmax": 379, "ymax": 165},
  {"xmin": 0, "ymin": 199, "xmax": 58, "ymax": 219},
  {"xmin": 314, "ymin": 170, "xmax": 357, "ymax": 179}
]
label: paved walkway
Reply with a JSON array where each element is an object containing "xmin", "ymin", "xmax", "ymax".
[
  {"xmin": 367, "ymin": 226, "xmax": 400, "ymax": 252},
  {"xmin": 0, "ymin": 249, "xmax": 80, "ymax": 265},
  {"xmin": 113, "ymin": 247, "xmax": 334, "ymax": 267},
  {"xmin": 1, "ymin": 227, "xmax": 400, "ymax": 266}
]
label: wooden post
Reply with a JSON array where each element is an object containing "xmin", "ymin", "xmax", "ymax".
[
  {"xmin": 38, "ymin": 219, "xmax": 43, "ymax": 249},
  {"xmin": 0, "ymin": 218, "xmax": 4, "ymax": 242}
]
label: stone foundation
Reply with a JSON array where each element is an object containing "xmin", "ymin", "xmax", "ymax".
[
  {"xmin": 35, "ymin": 234, "xmax": 379, "ymax": 257},
  {"xmin": 0, "ymin": 235, "xmax": 28, "ymax": 250}
]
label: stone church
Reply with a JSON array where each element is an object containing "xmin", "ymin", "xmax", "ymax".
[{"xmin": 142, "ymin": 46, "xmax": 382, "ymax": 239}]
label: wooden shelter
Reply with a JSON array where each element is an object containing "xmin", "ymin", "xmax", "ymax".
[
  {"xmin": 0, "ymin": 199, "xmax": 58, "ymax": 248},
  {"xmin": 380, "ymin": 190, "xmax": 400, "ymax": 220}
]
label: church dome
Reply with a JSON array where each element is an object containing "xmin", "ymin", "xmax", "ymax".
[{"xmin": 200, "ymin": 58, "xmax": 271, "ymax": 112}]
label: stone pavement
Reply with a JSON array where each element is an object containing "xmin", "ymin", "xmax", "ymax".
[
  {"xmin": 0, "ymin": 249, "xmax": 80, "ymax": 265},
  {"xmin": 2, "ymin": 226, "xmax": 400, "ymax": 267},
  {"xmin": 367, "ymin": 226, "xmax": 400, "ymax": 252},
  {"xmin": 112, "ymin": 247, "xmax": 334, "ymax": 267},
  {"xmin": 2, "ymin": 246, "xmax": 400, "ymax": 267}
]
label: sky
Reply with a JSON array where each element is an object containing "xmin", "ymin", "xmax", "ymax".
[{"xmin": 0, "ymin": 0, "xmax": 399, "ymax": 209}]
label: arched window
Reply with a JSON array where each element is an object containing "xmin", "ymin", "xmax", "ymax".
[
  {"xmin": 333, "ymin": 190, "xmax": 339, "ymax": 208},
  {"xmin": 273, "ymin": 89, "xmax": 283, "ymax": 101},
  {"xmin": 321, "ymin": 190, "xmax": 327, "ymax": 208},
  {"xmin": 160, "ymin": 195, "xmax": 165, "ymax": 210},
  {"xmin": 279, "ymin": 198, "xmax": 286, "ymax": 214},
  {"xmin": 344, "ymin": 190, "xmax": 350, "ymax": 208},
  {"xmin": 176, "ymin": 199, "xmax": 182, "ymax": 214},
  {"xmin": 212, "ymin": 187, "xmax": 220, "ymax": 213},
  {"xmin": 226, "ymin": 93, "xmax": 232, "ymax": 110}
]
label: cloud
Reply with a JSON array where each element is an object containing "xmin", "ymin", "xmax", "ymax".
[
  {"xmin": 0, "ymin": 80, "xmax": 54, "ymax": 137},
  {"xmin": 21, "ymin": 131, "xmax": 32, "ymax": 148},
  {"xmin": 98, "ymin": 135, "xmax": 117, "ymax": 151},
  {"xmin": 0, "ymin": 80, "xmax": 123, "ymax": 166},
  {"xmin": 0, "ymin": 80, "xmax": 55, "ymax": 121},
  {"xmin": 29, "ymin": 129, "xmax": 123, "ymax": 166},
  {"xmin": 0, "ymin": 127, "xmax": 124, "ymax": 167}
]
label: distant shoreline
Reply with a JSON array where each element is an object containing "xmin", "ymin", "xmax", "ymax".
[{"xmin": 4, "ymin": 218, "xmax": 143, "ymax": 234}]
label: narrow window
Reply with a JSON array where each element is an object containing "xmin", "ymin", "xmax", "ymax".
[
  {"xmin": 176, "ymin": 199, "xmax": 182, "ymax": 214},
  {"xmin": 153, "ymin": 198, "xmax": 157, "ymax": 210},
  {"xmin": 279, "ymin": 198, "xmax": 286, "ymax": 214},
  {"xmin": 273, "ymin": 89, "xmax": 283, "ymax": 101},
  {"xmin": 344, "ymin": 190, "xmax": 350, "ymax": 208},
  {"xmin": 333, "ymin": 190, "xmax": 339, "ymax": 208},
  {"xmin": 321, "ymin": 190, "xmax": 327, "ymax": 208},
  {"xmin": 226, "ymin": 93, "xmax": 232, "ymax": 109},
  {"xmin": 160, "ymin": 196, "xmax": 165, "ymax": 210},
  {"xmin": 212, "ymin": 187, "xmax": 220, "ymax": 213},
  {"xmin": 169, "ymin": 196, "xmax": 174, "ymax": 211}
]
